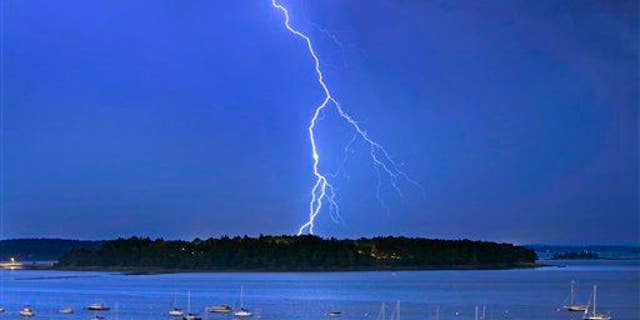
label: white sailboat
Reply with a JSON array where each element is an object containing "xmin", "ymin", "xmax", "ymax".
[
  {"xmin": 19, "ymin": 305, "xmax": 35, "ymax": 317},
  {"xmin": 233, "ymin": 286, "xmax": 253, "ymax": 317},
  {"xmin": 169, "ymin": 292, "xmax": 185, "ymax": 317},
  {"xmin": 183, "ymin": 291, "xmax": 202, "ymax": 320},
  {"xmin": 583, "ymin": 285, "xmax": 612, "ymax": 320},
  {"xmin": 564, "ymin": 280, "xmax": 588, "ymax": 312}
]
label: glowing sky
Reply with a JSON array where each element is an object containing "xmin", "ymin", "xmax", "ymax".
[{"xmin": 2, "ymin": 0, "xmax": 638, "ymax": 243}]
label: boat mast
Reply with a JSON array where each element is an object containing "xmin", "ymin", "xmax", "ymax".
[
  {"xmin": 570, "ymin": 280, "xmax": 575, "ymax": 305},
  {"xmin": 592, "ymin": 285, "xmax": 597, "ymax": 317},
  {"xmin": 240, "ymin": 286, "xmax": 244, "ymax": 309},
  {"xmin": 188, "ymin": 291, "xmax": 191, "ymax": 313},
  {"xmin": 475, "ymin": 306, "xmax": 479, "ymax": 320},
  {"xmin": 436, "ymin": 306, "xmax": 439, "ymax": 320}
]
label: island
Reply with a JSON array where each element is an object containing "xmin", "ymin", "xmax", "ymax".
[
  {"xmin": 552, "ymin": 251, "xmax": 600, "ymax": 260},
  {"xmin": 54, "ymin": 235, "xmax": 537, "ymax": 272}
]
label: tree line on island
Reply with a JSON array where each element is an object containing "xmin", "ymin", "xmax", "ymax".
[
  {"xmin": 55, "ymin": 235, "xmax": 537, "ymax": 271},
  {"xmin": 552, "ymin": 251, "xmax": 600, "ymax": 260}
]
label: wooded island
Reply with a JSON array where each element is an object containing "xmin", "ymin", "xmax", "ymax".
[{"xmin": 55, "ymin": 235, "xmax": 537, "ymax": 271}]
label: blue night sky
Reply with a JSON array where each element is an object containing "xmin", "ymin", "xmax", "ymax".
[{"xmin": 2, "ymin": 1, "xmax": 638, "ymax": 244}]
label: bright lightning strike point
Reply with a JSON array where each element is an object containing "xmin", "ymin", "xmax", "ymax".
[{"xmin": 271, "ymin": 0, "xmax": 422, "ymax": 235}]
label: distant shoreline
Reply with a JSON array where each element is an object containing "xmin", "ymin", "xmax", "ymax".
[{"xmin": 28, "ymin": 262, "xmax": 544, "ymax": 275}]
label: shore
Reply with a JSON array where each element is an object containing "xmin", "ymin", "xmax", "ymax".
[{"xmin": 34, "ymin": 262, "xmax": 544, "ymax": 275}]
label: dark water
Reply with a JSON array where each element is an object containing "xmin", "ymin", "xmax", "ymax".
[{"xmin": 0, "ymin": 260, "xmax": 638, "ymax": 320}]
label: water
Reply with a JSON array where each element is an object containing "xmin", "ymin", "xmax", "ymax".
[{"xmin": 0, "ymin": 260, "xmax": 638, "ymax": 320}]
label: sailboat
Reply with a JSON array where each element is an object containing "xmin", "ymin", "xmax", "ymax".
[
  {"xmin": 233, "ymin": 286, "xmax": 253, "ymax": 317},
  {"xmin": 583, "ymin": 285, "xmax": 612, "ymax": 320},
  {"xmin": 19, "ymin": 305, "xmax": 35, "ymax": 317},
  {"xmin": 169, "ymin": 292, "xmax": 185, "ymax": 317},
  {"xmin": 183, "ymin": 291, "xmax": 202, "ymax": 320},
  {"xmin": 564, "ymin": 280, "xmax": 588, "ymax": 312}
]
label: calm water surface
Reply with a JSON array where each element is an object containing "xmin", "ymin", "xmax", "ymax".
[{"xmin": 0, "ymin": 260, "xmax": 638, "ymax": 320}]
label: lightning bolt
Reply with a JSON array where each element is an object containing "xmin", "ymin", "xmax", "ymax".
[{"xmin": 271, "ymin": 0, "xmax": 422, "ymax": 235}]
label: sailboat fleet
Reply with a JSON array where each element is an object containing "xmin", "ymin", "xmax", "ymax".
[
  {"xmin": 165, "ymin": 286, "xmax": 252, "ymax": 320},
  {"xmin": 0, "ymin": 281, "xmax": 615, "ymax": 319}
]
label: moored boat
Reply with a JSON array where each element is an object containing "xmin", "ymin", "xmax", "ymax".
[
  {"xmin": 169, "ymin": 308, "xmax": 185, "ymax": 317},
  {"xmin": 233, "ymin": 286, "xmax": 253, "ymax": 317},
  {"xmin": 183, "ymin": 313, "xmax": 202, "ymax": 320},
  {"xmin": 169, "ymin": 292, "xmax": 185, "ymax": 316},
  {"xmin": 59, "ymin": 306, "xmax": 74, "ymax": 314},
  {"xmin": 584, "ymin": 285, "xmax": 612, "ymax": 320},
  {"xmin": 564, "ymin": 280, "xmax": 588, "ymax": 312},
  {"xmin": 19, "ymin": 305, "xmax": 35, "ymax": 317},
  {"xmin": 209, "ymin": 305, "xmax": 232, "ymax": 313},
  {"xmin": 181, "ymin": 291, "xmax": 202, "ymax": 320},
  {"xmin": 234, "ymin": 308, "xmax": 253, "ymax": 317},
  {"xmin": 87, "ymin": 303, "xmax": 110, "ymax": 311}
]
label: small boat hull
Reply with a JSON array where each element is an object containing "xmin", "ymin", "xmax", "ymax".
[
  {"xmin": 20, "ymin": 306, "xmax": 35, "ymax": 317},
  {"xmin": 209, "ymin": 305, "xmax": 232, "ymax": 313},
  {"xmin": 59, "ymin": 307, "xmax": 74, "ymax": 314},
  {"xmin": 88, "ymin": 305, "xmax": 111, "ymax": 311},
  {"xmin": 565, "ymin": 305, "xmax": 588, "ymax": 312},
  {"xmin": 234, "ymin": 310, "xmax": 253, "ymax": 317},
  {"xmin": 169, "ymin": 310, "xmax": 185, "ymax": 317},
  {"xmin": 584, "ymin": 316, "xmax": 612, "ymax": 320}
]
